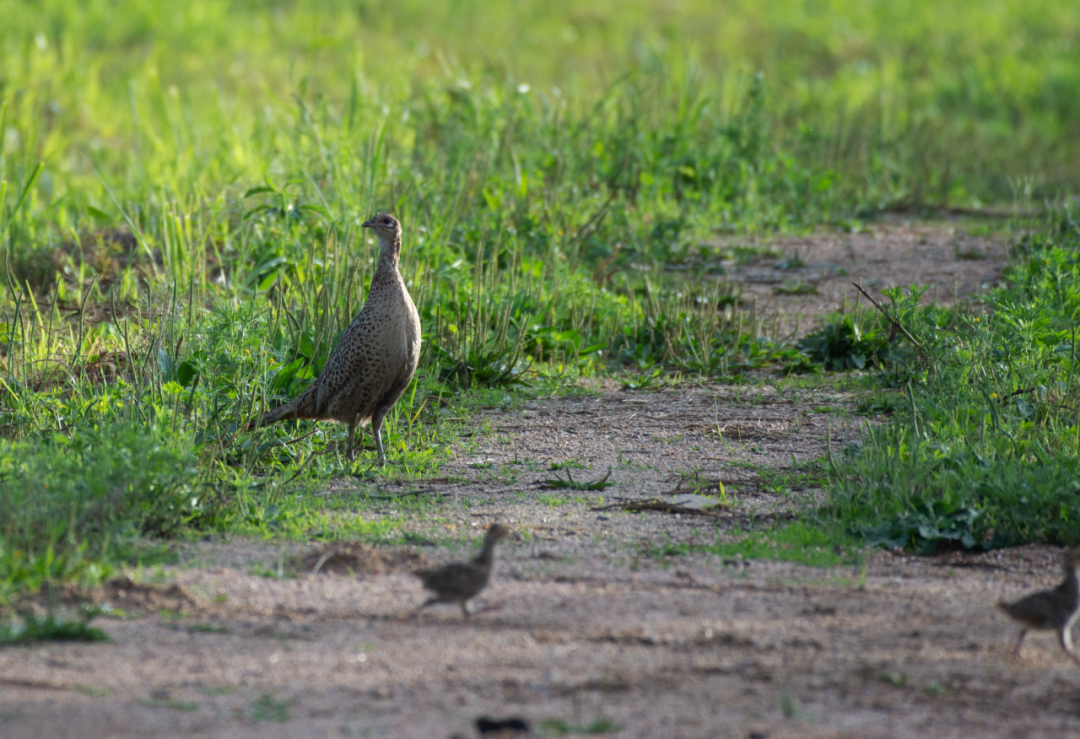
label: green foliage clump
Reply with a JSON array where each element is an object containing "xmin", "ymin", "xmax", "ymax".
[
  {"xmin": 798, "ymin": 314, "xmax": 892, "ymax": 371},
  {"xmin": 0, "ymin": 422, "xmax": 202, "ymax": 599},
  {"xmin": 0, "ymin": 611, "xmax": 110, "ymax": 644},
  {"xmin": 823, "ymin": 213, "xmax": 1080, "ymax": 551}
]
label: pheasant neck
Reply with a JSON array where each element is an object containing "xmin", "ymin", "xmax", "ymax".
[
  {"xmin": 376, "ymin": 234, "xmax": 402, "ymax": 271},
  {"xmin": 471, "ymin": 540, "xmax": 499, "ymax": 570}
]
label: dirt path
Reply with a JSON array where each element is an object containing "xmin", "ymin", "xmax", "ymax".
[
  {"xmin": 0, "ymin": 543, "xmax": 1074, "ymax": 738},
  {"xmin": 722, "ymin": 217, "xmax": 1008, "ymax": 336},
  {"xmin": 7, "ymin": 221, "xmax": 1072, "ymax": 739}
]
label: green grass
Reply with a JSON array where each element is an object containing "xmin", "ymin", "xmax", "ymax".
[
  {"xmin": 0, "ymin": 0, "xmax": 1079, "ymax": 593},
  {"xmin": 540, "ymin": 717, "xmax": 621, "ymax": 736},
  {"xmin": 822, "ymin": 215, "xmax": 1080, "ymax": 551},
  {"xmin": 0, "ymin": 424, "xmax": 198, "ymax": 599},
  {"xmin": 644, "ymin": 521, "xmax": 861, "ymax": 568},
  {"xmin": 250, "ymin": 694, "xmax": 292, "ymax": 723},
  {"xmin": 138, "ymin": 697, "xmax": 199, "ymax": 712},
  {"xmin": 73, "ymin": 685, "xmax": 113, "ymax": 697},
  {"xmin": 0, "ymin": 611, "xmax": 109, "ymax": 644},
  {"xmin": 187, "ymin": 623, "xmax": 230, "ymax": 634},
  {"xmin": 200, "ymin": 685, "xmax": 238, "ymax": 696}
]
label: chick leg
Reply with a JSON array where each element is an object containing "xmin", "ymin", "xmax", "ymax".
[
  {"xmin": 1012, "ymin": 630, "xmax": 1028, "ymax": 660},
  {"xmin": 406, "ymin": 598, "xmax": 439, "ymax": 622},
  {"xmin": 1058, "ymin": 627, "xmax": 1080, "ymax": 666}
]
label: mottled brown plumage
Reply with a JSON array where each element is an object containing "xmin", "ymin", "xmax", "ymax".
[
  {"xmin": 247, "ymin": 213, "xmax": 420, "ymax": 465},
  {"xmin": 998, "ymin": 546, "xmax": 1080, "ymax": 665},
  {"xmin": 409, "ymin": 525, "xmax": 514, "ymax": 619}
]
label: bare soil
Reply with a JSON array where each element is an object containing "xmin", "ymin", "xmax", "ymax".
[
  {"xmin": 6, "ymin": 222, "xmax": 1073, "ymax": 739},
  {"xmin": 724, "ymin": 217, "xmax": 1007, "ymax": 336}
]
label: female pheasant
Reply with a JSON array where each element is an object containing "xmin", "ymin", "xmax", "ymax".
[{"xmin": 247, "ymin": 214, "xmax": 421, "ymax": 466}]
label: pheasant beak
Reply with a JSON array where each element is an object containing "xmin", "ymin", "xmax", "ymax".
[{"xmin": 361, "ymin": 218, "xmax": 374, "ymax": 229}]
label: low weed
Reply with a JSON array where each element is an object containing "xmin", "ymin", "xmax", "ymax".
[
  {"xmin": 0, "ymin": 611, "xmax": 109, "ymax": 644},
  {"xmin": 542, "ymin": 468, "xmax": 613, "ymax": 492},
  {"xmin": 854, "ymin": 394, "xmax": 900, "ymax": 416},
  {"xmin": 754, "ymin": 460, "xmax": 828, "ymax": 496},
  {"xmin": 200, "ymin": 685, "xmax": 238, "ymax": 696},
  {"xmin": 798, "ymin": 312, "xmax": 893, "ymax": 371},
  {"xmin": 774, "ymin": 281, "xmax": 818, "ymax": 296},
  {"xmin": 618, "ymin": 369, "xmax": 668, "ymax": 391},
  {"xmin": 540, "ymin": 717, "xmax": 621, "ymax": 736},
  {"xmin": 73, "ymin": 685, "xmax": 114, "ymax": 697},
  {"xmin": 954, "ymin": 245, "xmax": 987, "ymax": 261},
  {"xmin": 877, "ymin": 672, "xmax": 907, "ymax": 687},
  {"xmin": 250, "ymin": 694, "xmax": 291, "ymax": 723},
  {"xmin": 138, "ymin": 697, "xmax": 199, "ymax": 712},
  {"xmin": 187, "ymin": 623, "xmax": 230, "ymax": 634},
  {"xmin": 779, "ymin": 690, "xmax": 808, "ymax": 719}
]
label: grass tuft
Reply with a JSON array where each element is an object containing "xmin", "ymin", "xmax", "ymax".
[
  {"xmin": 543, "ymin": 468, "xmax": 614, "ymax": 491},
  {"xmin": 0, "ymin": 611, "xmax": 109, "ymax": 644}
]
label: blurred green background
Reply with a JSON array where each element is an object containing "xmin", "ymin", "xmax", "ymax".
[{"xmin": 3, "ymin": 0, "xmax": 1078, "ymax": 240}]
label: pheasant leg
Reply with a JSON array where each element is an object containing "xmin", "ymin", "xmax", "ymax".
[
  {"xmin": 346, "ymin": 417, "xmax": 359, "ymax": 461},
  {"xmin": 373, "ymin": 418, "xmax": 387, "ymax": 467},
  {"xmin": 1012, "ymin": 630, "xmax": 1028, "ymax": 660}
]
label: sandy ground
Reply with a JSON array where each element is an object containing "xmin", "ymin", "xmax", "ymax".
[
  {"xmin": 720, "ymin": 217, "xmax": 1008, "ymax": 337},
  {"xmin": 1, "ymin": 546, "xmax": 1076, "ymax": 738},
  {"xmin": 6, "ymin": 221, "xmax": 1074, "ymax": 739}
]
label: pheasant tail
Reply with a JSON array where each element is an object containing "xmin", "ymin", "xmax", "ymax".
[{"xmin": 244, "ymin": 383, "xmax": 319, "ymax": 430}]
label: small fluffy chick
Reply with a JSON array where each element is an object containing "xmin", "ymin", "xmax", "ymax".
[
  {"xmin": 409, "ymin": 525, "xmax": 514, "ymax": 619},
  {"xmin": 998, "ymin": 546, "xmax": 1080, "ymax": 665}
]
